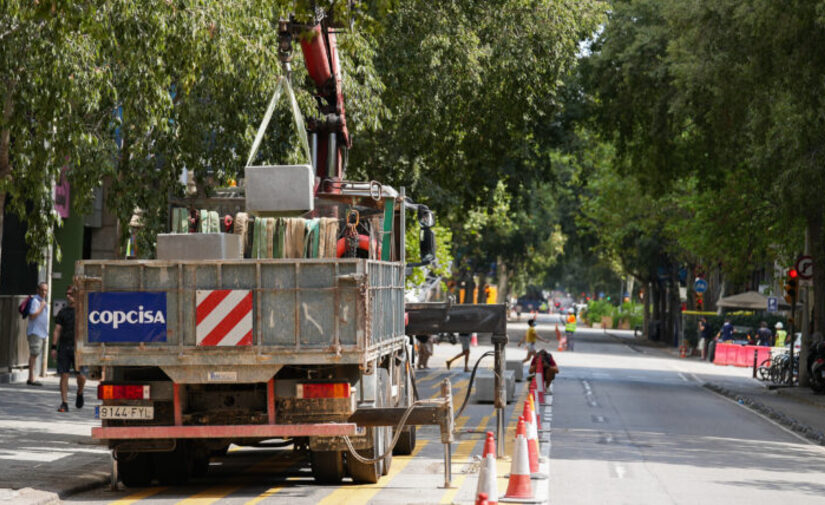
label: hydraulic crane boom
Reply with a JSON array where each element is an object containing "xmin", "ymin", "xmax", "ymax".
[{"xmin": 279, "ymin": 17, "xmax": 351, "ymax": 195}]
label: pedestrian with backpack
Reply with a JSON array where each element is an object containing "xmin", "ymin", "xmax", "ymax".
[
  {"xmin": 51, "ymin": 286, "xmax": 86, "ymax": 412},
  {"xmin": 26, "ymin": 282, "xmax": 49, "ymax": 386}
]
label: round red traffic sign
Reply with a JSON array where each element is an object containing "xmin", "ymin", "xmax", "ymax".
[{"xmin": 795, "ymin": 256, "xmax": 814, "ymax": 280}]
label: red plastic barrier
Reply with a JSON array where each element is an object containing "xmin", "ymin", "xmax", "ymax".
[
  {"xmin": 714, "ymin": 343, "xmax": 731, "ymax": 366},
  {"xmin": 713, "ymin": 343, "xmax": 772, "ymax": 367}
]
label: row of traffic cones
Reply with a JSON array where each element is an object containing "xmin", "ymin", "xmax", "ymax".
[{"xmin": 475, "ymin": 387, "xmax": 546, "ymax": 503}]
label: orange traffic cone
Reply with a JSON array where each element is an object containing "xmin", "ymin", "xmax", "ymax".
[
  {"xmin": 503, "ymin": 417, "xmax": 533, "ymax": 500},
  {"xmin": 529, "ymin": 383, "xmax": 540, "ymax": 427},
  {"xmin": 554, "ymin": 323, "xmax": 562, "ymax": 340},
  {"xmin": 522, "ymin": 401, "xmax": 540, "ymax": 474},
  {"xmin": 475, "ymin": 431, "xmax": 498, "ymax": 505},
  {"xmin": 471, "ymin": 332, "xmax": 479, "ymax": 347},
  {"xmin": 528, "ymin": 391, "xmax": 540, "ymax": 433},
  {"xmin": 476, "ymin": 493, "xmax": 489, "ymax": 505}
]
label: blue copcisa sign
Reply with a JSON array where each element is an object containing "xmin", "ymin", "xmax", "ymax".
[{"xmin": 87, "ymin": 292, "xmax": 167, "ymax": 343}]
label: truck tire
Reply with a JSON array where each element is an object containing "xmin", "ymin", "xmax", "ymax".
[
  {"xmin": 311, "ymin": 450, "xmax": 345, "ymax": 484},
  {"xmin": 118, "ymin": 452, "xmax": 153, "ymax": 487},
  {"xmin": 393, "ymin": 426, "xmax": 416, "ymax": 456},
  {"xmin": 348, "ymin": 435, "xmax": 381, "ymax": 484},
  {"xmin": 155, "ymin": 442, "xmax": 192, "ymax": 485}
]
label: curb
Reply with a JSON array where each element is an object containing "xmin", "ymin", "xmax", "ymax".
[
  {"xmin": 56, "ymin": 472, "xmax": 111, "ymax": 500},
  {"xmin": 703, "ymin": 382, "xmax": 825, "ymax": 445},
  {"xmin": 0, "ymin": 470, "xmax": 110, "ymax": 505}
]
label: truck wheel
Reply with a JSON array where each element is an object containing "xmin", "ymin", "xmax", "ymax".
[
  {"xmin": 348, "ymin": 440, "xmax": 381, "ymax": 484},
  {"xmin": 155, "ymin": 443, "xmax": 192, "ymax": 485},
  {"xmin": 311, "ymin": 450, "xmax": 345, "ymax": 484},
  {"xmin": 393, "ymin": 426, "xmax": 416, "ymax": 456},
  {"xmin": 117, "ymin": 453, "xmax": 153, "ymax": 487}
]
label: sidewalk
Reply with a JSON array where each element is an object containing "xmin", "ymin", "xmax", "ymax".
[
  {"xmin": 0, "ymin": 374, "xmax": 110, "ymax": 505},
  {"xmin": 607, "ymin": 330, "xmax": 825, "ymax": 442}
]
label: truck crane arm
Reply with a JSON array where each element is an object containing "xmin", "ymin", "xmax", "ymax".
[{"xmin": 279, "ymin": 16, "xmax": 351, "ymax": 195}]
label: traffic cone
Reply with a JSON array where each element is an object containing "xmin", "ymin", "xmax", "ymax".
[
  {"xmin": 503, "ymin": 417, "xmax": 533, "ymax": 500},
  {"xmin": 476, "ymin": 493, "xmax": 489, "ymax": 505},
  {"xmin": 557, "ymin": 325, "xmax": 566, "ymax": 352},
  {"xmin": 475, "ymin": 432, "xmax": 498, "ymax": 505},
  {"xmin": 522, "ymin": 401, "xmax": 540, "ymax": 474},
  {"xmin": 471, "ymin": 332, "xmax": 479, "ymax": 347},
  {"xmin": 529, "ymin": 383, "xmax": 539, "ymax": 427},
  {"xmin": 528, "ymin": 390, "xmax": 540, "ymax": 432}
]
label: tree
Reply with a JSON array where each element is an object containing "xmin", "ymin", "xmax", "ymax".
[
  {"xmin": 0, "ymin": 1, "xmax": 390, "ymax": 273},
  {"xmin": 1, "ymin": 2, "xmax": 112, "ymax": 273},
  {"xmin": 348, "ymin": 0, "xmax": 607, "ymax": 297}
]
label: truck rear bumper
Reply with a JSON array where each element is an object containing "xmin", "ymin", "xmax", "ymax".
[{"xmin": 92, "ymin": 423, "xmax": 358, "ymax": 440}]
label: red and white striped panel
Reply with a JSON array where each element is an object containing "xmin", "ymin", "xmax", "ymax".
[{"xmin": 196, "ymin": 290, "xmax": 253, "ymax": 346}]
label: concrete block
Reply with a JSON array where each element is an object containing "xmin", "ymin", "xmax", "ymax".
[
  {"xmin": 157, "ymin": 233, "xmax": 243, "ymax": 260},
  {"xmin": 473, "ymin": 370, "xmax": 516, "ymax": 404},
  {"xmin": 245, "ymin": 164, "xmax": 314, "ymax": 216},
  {"xmin": 506, "ymin": 359, "xmax": 525, "ymax": 381}
]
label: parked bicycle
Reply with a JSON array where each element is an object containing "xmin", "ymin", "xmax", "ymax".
[{"xmin": 757, "ymin": 352, "xmax": 798, "ymax": 385}]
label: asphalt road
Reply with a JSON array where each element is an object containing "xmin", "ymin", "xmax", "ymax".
[
  {"xmin": 61, "ymin": 314, "xmax": 825, "ymax": 504},
  {"xmin": 549, "ymin": 323, "xmax": 825, "ymax": 505}
]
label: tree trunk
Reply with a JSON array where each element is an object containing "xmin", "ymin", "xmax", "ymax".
[
  {"xmin": 651, "ymin": 280, "xmax": 662, "ymax": 341},
  {"xmin": 496, "ymin": 258, "xmax": 509, "ymax": 304},
  {"xmin": 0, "ymin": 87, "xmax": 15, "ymax": 283},
  {"xmin": 669, "ymin": 267, "xmax": 682, "ymax": 347},
  {"xmin": 643, "ymin": 281, "xmax": 651, "ymax": 339},
  {"xmin": 706, "ymin": 265, "xmax": 722, "ymax": 312},
  {"xmin": 811, "ymin": 210, "xmax": 825, "ymax": 337},
  {"xmin": 686, "ymin": 265, "xmax": 696, "ymax": 310}
]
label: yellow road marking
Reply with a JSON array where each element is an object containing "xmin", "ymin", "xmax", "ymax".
[
  {"xmin": 439, "ymin": 414, "xmax": 491, "ymax": 504},
  {"xmin": 314, "ymin": 440, "xmax": 431, "ymax": 505},
  {"xmin": 244, "ymin": 483, "xmax": 287, "ymax": 505},
  {"xmin": 316, "ymin": 387, "xmax": 465, "ymax": 505},
  {"xmin": 175, "ymin": 486, "xmax": 241, "ymax": 505},
  {"xmin": 109, "ymin": 487, "xmax": 167, "ymax": 505}
]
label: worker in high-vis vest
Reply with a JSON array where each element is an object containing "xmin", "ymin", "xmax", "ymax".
[{"xmin": 565, "ymin": 308, "xmax": 577, "ymax": 351}]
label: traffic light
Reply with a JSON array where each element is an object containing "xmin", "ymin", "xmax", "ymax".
[{"xmin": 784, "ymin": 269, "xmax": 799, "ymax": 305}]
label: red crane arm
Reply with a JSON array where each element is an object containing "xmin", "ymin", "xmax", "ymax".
[{"xmin": 298, "ymin": 23, "xmax": 350, "ymax": 193}]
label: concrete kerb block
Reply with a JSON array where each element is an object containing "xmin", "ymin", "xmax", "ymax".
[
  {"xmin": 474, "ymin": 371, "xmax": 516, "ymax": 404},
  {"xmin": 0, "ymin": 488, "xmax": 60, "ymax": 505},
  {"xmin": 506, "ymin": 360, "xmax": 526, "ymax": 382}
]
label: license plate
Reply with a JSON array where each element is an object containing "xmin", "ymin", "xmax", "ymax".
[{"xmin": 96, "ymin": 405, "xmax": 154, "ymax": 420}]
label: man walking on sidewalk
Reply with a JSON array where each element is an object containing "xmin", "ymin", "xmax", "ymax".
[
  {"xmin": 50, "ymin": 286, "xmax": 86, "ymax": 412},
  {"xmin": 26, "ymin": 282, "xmax": 49, "ymax": 386}
]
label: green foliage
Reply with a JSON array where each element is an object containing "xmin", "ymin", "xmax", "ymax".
[
  {"xmin": 584, "ymin": 299, "xmax": 612, "ymax": 326},
  {"xmin": 0, "ymin": 1, "xmax": 392, "ymax": 265},
  {"xmin": 404, "ymin": 221, "xmax": 453, "ymax": 293},
  {"xmin": 617, "ymin": 301, "xmax": 644, "ymax": 329},
  {"xmin": 348, "ymin": 0, "xmax": 608, "ymax": 292}
]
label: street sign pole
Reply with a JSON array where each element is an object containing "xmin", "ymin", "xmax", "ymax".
[{"xmin": 789, "ymin": 297, "xmax": 796, "ymax": 386}]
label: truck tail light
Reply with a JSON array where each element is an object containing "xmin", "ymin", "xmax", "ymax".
[
  {"xmin": 98, "ymin": 384, "xmax": 150, "ymax": 400},
  {"xmin": 296, "ymin": 383, "xmax": 351, "ymax": 399}
]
